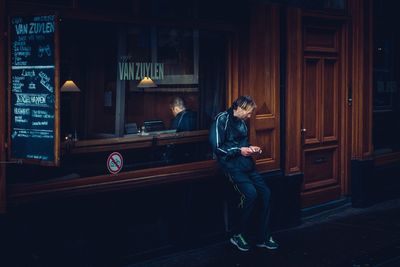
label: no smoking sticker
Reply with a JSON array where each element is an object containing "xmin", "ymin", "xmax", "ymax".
[{"xmin": 107, "ymin": 152, "xmax": 123, "ymax": 174}]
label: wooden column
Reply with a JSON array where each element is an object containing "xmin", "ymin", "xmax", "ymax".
[
  {"xmin": 247, "ymin": 4, "xmax": 281, "ymax": 172},
  {"xmin": 0, "ymin": 0, "xmax": 6, "ymax": 213},
  {"xmin": 285, "ymin": 7, "xmax": 302, "ymax": 175},
  {"xmin": 349, "ymin": 0, "xmax": 373, "ymax": 159}
]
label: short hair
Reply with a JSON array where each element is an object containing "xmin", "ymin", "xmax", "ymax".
[
  {"xmin": 232, "ymin": 95, "xmax": 257, "ymax": 111},
  {"xmin": 170, "ymin": 97, "xmax": 186, "ymax": 110}
]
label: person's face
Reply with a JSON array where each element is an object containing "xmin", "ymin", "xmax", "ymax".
[
  {"xmin": 171, "ymin": 106, "xmax": 180, "ymax": 117},
  {"xmin": 234, "ymin": 106, "xmax": 255, "ymax": 120}
]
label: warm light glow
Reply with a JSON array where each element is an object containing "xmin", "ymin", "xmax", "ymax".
[
  {"xmin": 61, "ymin": 80, "xmax": 80, "ymax": 92},
  {"xmin": 137, "ymin": 76, "xmax": 157, "ymax": 88}
]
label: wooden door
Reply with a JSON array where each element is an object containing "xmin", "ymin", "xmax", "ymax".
[{"xmin": 300, "ymin": 18, "xmax": 347, "ymax": 207}]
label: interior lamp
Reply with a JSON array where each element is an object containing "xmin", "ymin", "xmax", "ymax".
[
  {"xmin": 137, "ymin": 76, "xmax": 157, "ymax": 88},
  {"xmin": 61, "ymin": 80, "xmax": 81, "ymax": 92}
]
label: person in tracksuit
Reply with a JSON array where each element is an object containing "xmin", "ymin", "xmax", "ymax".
[{"xmin": 209, "ymin": 95, "xmax": 278, "ymax": 252}]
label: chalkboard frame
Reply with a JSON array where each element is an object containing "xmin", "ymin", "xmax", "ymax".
[{"xmin": 8, "ymin": 14, "xmax": 60, "ymax": 166}]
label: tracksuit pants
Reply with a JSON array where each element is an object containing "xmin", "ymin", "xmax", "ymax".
[{"xmin": 226, "ymin": 169, "xmax": 271, "ymax": 243}]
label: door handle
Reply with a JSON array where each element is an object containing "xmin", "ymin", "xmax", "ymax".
[
  {"xmin": 314, "ymin": 157, "xmax": 327, "ymax": 164},
  {"xmin": 301, "ymin": 128, "xmax": 307, "ymax": 133}
]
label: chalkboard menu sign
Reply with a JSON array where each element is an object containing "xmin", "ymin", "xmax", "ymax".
[{"xmin": 9, "ymin": 15, "xmax": 59, "ymax": 166}]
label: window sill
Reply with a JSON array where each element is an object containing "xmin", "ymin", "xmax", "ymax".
[
  {"xmin": 8, "ymin": 159, "xmax": 219, "ymax": 204},
  {"xmin": 373, "ymin": 151, "xmax": 400, "ymax": 167},
  {"xmin": 62, "ymin": 130, "xmax": 209, "ymax": 155}
]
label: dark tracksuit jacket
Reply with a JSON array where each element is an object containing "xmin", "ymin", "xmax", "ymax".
[{"xmin": 209, "ymin": 107, "xmax": 255, "ymax": 175}]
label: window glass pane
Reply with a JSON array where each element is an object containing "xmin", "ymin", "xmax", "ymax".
[
  {"xmin": 61, "ymin": 22, "xmax": 229, "ymax": 139},
  {"xmin": 60, "ymin": 21, "xmax": 117, "ymax": 139},
  {"xmin": 373, "ymin": 1, "xmax": 400, "ymax": 154}
]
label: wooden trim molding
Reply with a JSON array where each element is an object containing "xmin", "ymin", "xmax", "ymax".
[
  {"xmin": 339, "ymin": 14, "xmax": 351, "ymax": 194},
  {"xmin": 8, "ymin": 149, "xmax": 282, "ymax": 205},
  {"xmin": 62, "ymin": 130, "xmax": 209, "ymax": 155},
  {"xmin": 374, "ymin": 152, "xmax": 400, "ymax": 167},
  {"xmin": 8, "ymin": 160, "xmax": 219, "ymax": 204},
  {"xmin": 9, "ymin": 2, "xmax": 238, "ymax": 33},
  {"xmin": 349, "ymin": 0, "xmax": 373, "ymax": 160},
  {"xmin": 285, "ymin": 7, "xmax": 303, "ymax": 175},
  {"xmin": 246, "ymin": 4, "xmax": 281, "ymax": 173},
  {"xmin": 227, "ymin": 30, "xmax": 240, "ymax": 109},
  {"xmin": 0, "ymin": 0, "xmax": 7, "ymax": 213}
]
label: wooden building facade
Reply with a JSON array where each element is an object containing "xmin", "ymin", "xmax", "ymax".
[{"xmin": 1, "ymin": 0, "xmax": 400, "ymax": 258}]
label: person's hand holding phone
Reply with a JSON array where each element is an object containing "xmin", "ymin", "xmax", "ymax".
[{"xmin": 241, "ymin": 146, "xmax": 262, "ymax": 156}]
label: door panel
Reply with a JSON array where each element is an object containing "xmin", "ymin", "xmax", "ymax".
[
  {"xmin": 322, "ymin": 59, "xmax": 338, "ymax": 141},
  {"xmin": 303, "ymin": 58, "xmax": 320, "ymax": 144},
  {"xmin": 303, "ymin": 146, "xmax": 338, "ymax": 190},
  {"xmin": 304, "ymin": 27, "xmax": 338, "ymax": 52}
]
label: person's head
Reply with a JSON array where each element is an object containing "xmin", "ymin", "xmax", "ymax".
[
  {"xmin": 232, "ymin": 95, "xmax": 257, "ymax": 120},
  {"xmin": 170, "ymin": 97, "xmax": 186, "ymax": 117}
]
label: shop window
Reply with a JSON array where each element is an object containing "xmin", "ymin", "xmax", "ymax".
[
  {"xmin": 6, "ymin": 19, "xmax": 228, "ymax": 183},
  {"xmin": 373, "ymin": 1, "xmax": 400, "ymax": 154}
]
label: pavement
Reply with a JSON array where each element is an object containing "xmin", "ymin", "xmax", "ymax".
[
  {"xmin": 1, "ymin": 197, "xmax": 400, "ymax": 267},
  {"xmin": 122, "ymin": 198, "xmax": 400, "ymax": 267}
]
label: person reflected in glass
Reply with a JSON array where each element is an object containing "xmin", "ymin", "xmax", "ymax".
[
  {"xmin": 209, "ymin": 95, "xmax": 278, "ymax": 252},
  {"xmin": 170, "ymin": 97, "xmax": 197, "ymax": 132},
  {"xmin": 164, "ymin": 97, "xmax": 197, "ymax": 164}
]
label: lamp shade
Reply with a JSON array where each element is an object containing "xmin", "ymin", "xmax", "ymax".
[
  {"xmin": 137, "ymin": 76, "xmax": 157, "ymax": 88},
  {"xmin": 61, "ymin": 80, "xmax": 80, "ymax": 92}
]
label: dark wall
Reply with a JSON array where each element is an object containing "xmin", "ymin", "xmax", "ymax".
[{"xmin": 351, "ymin": 159, "xmax": 400, "ymax": 208}]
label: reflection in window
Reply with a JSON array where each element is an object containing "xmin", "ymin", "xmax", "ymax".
[
  {"xmin": 157, "ymin": 28, "xmax": 196, "ymax": 78},
  {"xmin": 121, "ymin": 27, "xmax": 227, "ymax": 135},
  {"xmin": 54, "ymin": 20, "xmax": 229, "ymax": 180},
  {"xmin": 60, "ymin": 21, "xmax": 227, "ymax": 139}
]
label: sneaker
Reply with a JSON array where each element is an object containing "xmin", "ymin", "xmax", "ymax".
[
  {"xmin": 230, "ymin": 234, "xmax": 250, "ymax": 252},
  {"xmin": 256, "ymin": 236, "xmax": 279, "ymax": 250}
]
